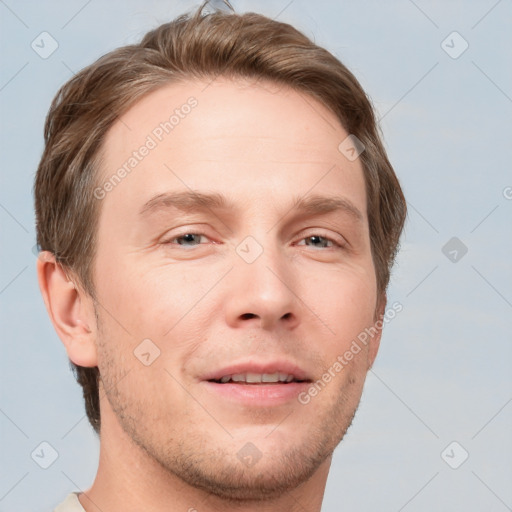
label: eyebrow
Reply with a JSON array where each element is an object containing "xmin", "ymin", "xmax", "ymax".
[
  {"xmin": 291, "ymin": 194, "xmax": 364, "ymax": 223},
  {"xmin": 139, "ymin": 191, "xmax": 235, "ymax": 217},
  {"xmin": 139, "ymin": 190, "xmax": 364, "ymax": 223}
]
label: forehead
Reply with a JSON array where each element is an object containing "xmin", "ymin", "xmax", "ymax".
[{"xmin": 97, "ymin": 78, "xmax": 367, "ymax": 220}]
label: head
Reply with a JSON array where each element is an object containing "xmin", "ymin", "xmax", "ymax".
[{"xmin": 35, "ymin": 4, "xmax": 406, "ymax": 501}]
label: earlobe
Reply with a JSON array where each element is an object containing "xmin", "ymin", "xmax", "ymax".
[
  {"xmin": 36, "ymin": 251, "xmax": 98, "ymax": 367},
  {"xmin": 367, "ymin": 293, "xmax": 387, "ymax": 370}
]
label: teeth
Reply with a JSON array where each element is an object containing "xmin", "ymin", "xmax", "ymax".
[{"xmin": 217, "ymin": 372, "xmax": 296, "ymax": 383}]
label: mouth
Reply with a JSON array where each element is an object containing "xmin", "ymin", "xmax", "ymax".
[
  {"xmin": 201, "ymin": 361, "xmax": 312, "ymax": 405},
  {"xmin": 203, "ymin": 360, "xmax": 311, "ymax": 385},
  {"xmin": 208, "ymin": 372, "xmax": 308, "ymax": 384}
]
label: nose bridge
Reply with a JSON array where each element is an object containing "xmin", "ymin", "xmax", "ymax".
[
  {"xmin": 242, "ymin": 237, "xmax": 286, "ymax": 297},
  {"xmin": 237, "ymin": 232, "xmax": 290, "ymax": 298},
  {"xmin": 225, "ymin": 231, "xmax": 299, "ymax": 329}
]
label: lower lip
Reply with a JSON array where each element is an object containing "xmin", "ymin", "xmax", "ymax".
[{"xmin": 202, "ymin": 381, "xmax": 310, "ymax": 406}]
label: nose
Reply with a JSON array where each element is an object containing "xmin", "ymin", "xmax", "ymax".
[{"xmin": 223, "ymin": 242, "xmax": 300, "ymax": 331}]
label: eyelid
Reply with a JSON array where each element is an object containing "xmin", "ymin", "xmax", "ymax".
[
  {"xmin": 295, "ymin": 229, "xmax": 347, "ymax": 248},
  {"xmin": 162, "ymin": 232, "xmax": 212, "ymax": 245},
  {"xmin": 160, "ymin": 227, "xmax": 347, "ymax": 249},
  {"xmin": 157, "ymin": 224, "xmax": 211, "ymax": 244}
]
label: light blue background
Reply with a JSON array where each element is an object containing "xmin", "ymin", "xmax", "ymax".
[{"xmin": 1, "ymin": 1, "xmax": 511, "ymax": 510}]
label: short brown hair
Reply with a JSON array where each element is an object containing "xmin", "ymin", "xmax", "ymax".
[{"xmin": 34, "ymin": 5, "xmax": 407, "ymax": 435}]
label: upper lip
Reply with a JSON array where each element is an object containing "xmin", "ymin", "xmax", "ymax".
[{"xmin": 202, "ymin": 360, "xmax": 311, "ymax": 382}]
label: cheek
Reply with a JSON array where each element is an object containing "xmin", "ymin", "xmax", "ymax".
[
  {"xmin": 95, "ymin": 256, "xmax": 221, "ymax": 346},
  {"xmin": 297, "ymin": 267, "xmax": 378, "ymax": 383},
  {"xmin": 300, "ymin": 264, "xmax": 377, "ymax": 337}
]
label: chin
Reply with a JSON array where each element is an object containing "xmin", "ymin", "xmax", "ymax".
[
  {"xmin": 175, "ymin": 451, "xmax": 326, "ymax": 501},
  {"xmin": 151, "ymin": 429, "xmax": 339, "ymax": 502}
]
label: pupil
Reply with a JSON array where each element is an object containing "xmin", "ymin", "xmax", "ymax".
[
  {"xmin": 309, "ymin": 236, "xmax": 325, "ymax": 247},
  {"xmin": 180, "ymin": 234, "xmax": 199, "ymax": 245}
]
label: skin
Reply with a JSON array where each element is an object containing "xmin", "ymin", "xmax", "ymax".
[{"xmin": 38, "ymin": 78, "xmax": 385, "ymax": 512}]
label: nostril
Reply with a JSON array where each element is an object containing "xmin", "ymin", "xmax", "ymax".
[{"xmin": 240, "ymin": 313, "xmax": 257, "ymax": 320}]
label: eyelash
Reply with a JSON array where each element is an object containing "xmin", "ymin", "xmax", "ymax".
[{"xmin": 163, "ymin": 232, "xmax": 346, "ymax": 250}]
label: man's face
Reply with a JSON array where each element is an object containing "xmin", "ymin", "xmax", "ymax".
[{"xmin": 91, "ymin": 78, "xmax": 381, "ymax": 499}]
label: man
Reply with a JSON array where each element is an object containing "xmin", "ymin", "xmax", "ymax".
[{"xmin": 35, "ymin": 3, "xmax": 406, "ymax": 511}]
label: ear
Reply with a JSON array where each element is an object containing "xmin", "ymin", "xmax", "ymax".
[
  {"xmin": 36, "ymin": 251, "xmax": 98, "ymax": 367},
  {"xmin": 367, "ymin": 292, "xmax": 387, "ymax": 370}
]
